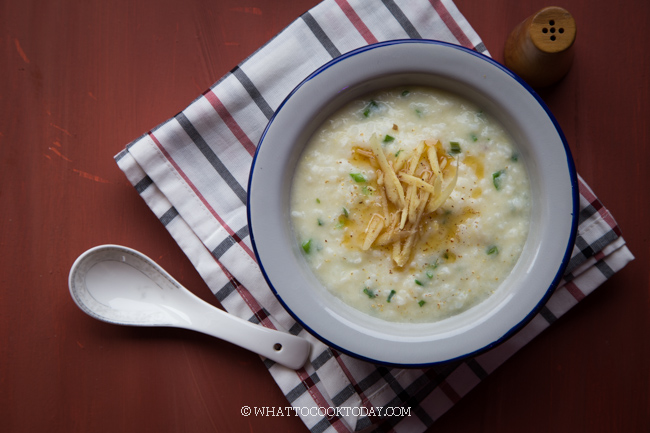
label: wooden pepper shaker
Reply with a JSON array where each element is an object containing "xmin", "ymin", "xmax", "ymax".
[{"xmin": 504, "ymin": 6, "xmax": 577, "ymax": 88}]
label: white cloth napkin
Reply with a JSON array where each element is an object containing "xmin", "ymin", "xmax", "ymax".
[{"xmin": 115, "ymin": 1, "xmax": 634, "ymax": 431}]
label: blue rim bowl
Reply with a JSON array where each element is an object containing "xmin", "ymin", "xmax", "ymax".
[{"xmin": 248, "ymin": 40, "xmax": 578, "ymax": 367}]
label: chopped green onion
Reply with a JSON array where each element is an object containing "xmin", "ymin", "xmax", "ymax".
[
  {"xmin": 401, "ymin": 90, "xmax": 410, "ymax": 97},
  {"xmin": 387, "ymin": 289, "xmax": 396, "ymax": 303},
  {"xmin": 415, "ymin": 279, "xmax": 423, "ymax": 286},
  {"xmin": 350, "ymin": 172, "xmax": 366, "ymax": 183},
  {"xmin": 317, "ymin": 218, "xmax": 324, "ymax": 226},
  {"xmin": 361, "ymin": 186, "xmax": 373, "ymax": 196},
  {"xmin": 426, "ymin": 270, "xmax": 434, "ymax": 279},
  {"xmin": 363, "ymin": 287, "xmax": 375, "ymax": 298},
  {"xmin": 470, "ymin": 133, "xmax": 478, "ymax": 142},
  {"xmin": 316, "ymin": 198, "xmax": 321, "ymax": 204},
  {"xmin": 418, "ymin": 300, "xmax": 426, "ymax": 307},
  {"xmin": 395, "ymin": 149, "xmax": 403, "ymax": 157},
  {"xmin": 450, "ymin": 141, "xmax": 462, "ymax": 154},
  {"xmin": 383, "ymin": 134, "xmax": 395, "ymax": 143},
  {"xmin": 511, "ymin": 153, "xmax": 519, "ymax": 162},
  {"xmin": 487, "ymin": 245, "xmax": 499, "ymax": 255},
  {"xmin": 336, "ymin": 209, "xmax": 349, "ymax": 229},
  {"xmin": 301, "ymin": 239, "xmax": 312, "ymax": 254},
  {"xmin": 363, "ymin": 100, "xmax": 379, "ymax": 117},
  {"xmin": 415, "ymin": 108, "xmax": 423, "ymax": 117},
  {"xmin": 492, "ymin": 169, "xmax": 505, "ymax": 190}
]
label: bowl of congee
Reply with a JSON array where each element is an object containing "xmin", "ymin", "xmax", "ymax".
[{"xmin": 247, "ymin": 40, "xmax": 578, "ymax": 366}]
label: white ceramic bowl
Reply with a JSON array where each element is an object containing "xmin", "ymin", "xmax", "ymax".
[{"xmin": 248, "ymin": 40, "xmax": 578, "ymax": 367}]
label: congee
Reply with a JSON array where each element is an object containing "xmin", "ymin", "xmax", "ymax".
[{"xmin": 290, "ymin": 86, "xmax": 530, "ymax": 323}]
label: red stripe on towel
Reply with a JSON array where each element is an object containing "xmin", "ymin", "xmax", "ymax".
[
  {"xmin": 430, "ymin": 0, "xmax": 473, "ymax": 49},
  {"xmin": 578, "ymin": 177, "xmax": 622, "ymax": 235},
  {"xmin": 564, "ymin": 280, "xmax": 586, "ymax": 302},
  {"xmin": 149, "ymin": 132, "xmax": 256, "ymax": 260},
  {"xmin": 335, "ymin": 0, "xmax": 378, "ymax": 44},
  {"xmin": 203, "ymin": 89, "xmax": 257, "ymax": 157}
]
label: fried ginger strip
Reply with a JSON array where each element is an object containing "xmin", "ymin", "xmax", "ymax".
[{"xmin": 357, "ymin": 136, "xmax": 459, "ymax": 266}]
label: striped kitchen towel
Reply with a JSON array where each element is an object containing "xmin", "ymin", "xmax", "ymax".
[{"xmin": 115, "ymin": 1, "xmax": 634, "ymax": 432}]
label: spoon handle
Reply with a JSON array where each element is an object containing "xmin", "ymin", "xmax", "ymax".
[{"xmin": 185, "ymin": 297, "xmax": 311, "ymax": 370}]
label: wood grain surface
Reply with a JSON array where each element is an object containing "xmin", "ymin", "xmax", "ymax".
[{"xmin": 1, "ymin": 1, "xmax": 648, "ymax": 432}]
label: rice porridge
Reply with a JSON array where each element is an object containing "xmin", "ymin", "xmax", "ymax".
[{"xmin": 290, "ymin": 87, "xmax": 531, "ymax": 323}]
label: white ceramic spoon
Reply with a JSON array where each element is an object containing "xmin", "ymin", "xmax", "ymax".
[{"xmin": 68, "ymin": 245, "xmax": 310, "ymax": 370}]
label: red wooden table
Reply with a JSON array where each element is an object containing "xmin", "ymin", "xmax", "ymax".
[{"xmin": 2, "ymin": 1, "xmax": 648, "ymax": 432}]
